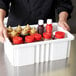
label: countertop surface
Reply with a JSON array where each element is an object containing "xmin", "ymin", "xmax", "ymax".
[{"xmin": 0, "ymin": 34, "xmax": 76, "ymax": 76}]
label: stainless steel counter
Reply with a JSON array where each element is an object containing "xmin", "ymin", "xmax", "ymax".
[{"xmin": 0, "ymin": 34, "xmax": 76, "ymax": 76}]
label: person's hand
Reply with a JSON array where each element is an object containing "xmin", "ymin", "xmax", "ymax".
[
  {"xmin": 0, "ymin": 22, "xmax": 7, "ymax": 43},
  {"xmin": 58, "ymin": 20, "xmax": 70, "ymax": 31},
  {"xmin": 58, "ymin": 12, "xmax": 70, "ymax": 31}
]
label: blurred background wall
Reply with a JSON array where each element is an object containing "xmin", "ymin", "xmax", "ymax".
[{"xmin": 69, "ymin": 0, "xmax": 76, "ymax": 33}]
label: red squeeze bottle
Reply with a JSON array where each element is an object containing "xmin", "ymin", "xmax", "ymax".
[
  {"xmin": 37, "ymin": 20, "xmax": 44, "ymax": 36},
  {"xmin": 34, "ymin": 33, "xmax": 42, "ymax": 41},
  {"xmin": 25, "ymin": 36, "xmax": 34, "ymax": 43},
  {"xmin": 13, "ymin": 36, "xmax": 23, "ymax": 44},
  {"xmin": 46, "ymin": 19, "xmax": 53, "ymax": 33},
  {"xmin": 55, "ymin": 31, "xmax": 65, "ymax": 39},
  {"xmin": 43, "ymin": 32, "xmax": 52, "ymax": 39}
]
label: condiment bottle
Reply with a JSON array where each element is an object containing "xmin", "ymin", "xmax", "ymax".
[
  {"xmin": 30, "ymin": 27, "xmax": 37, "ymax": 35},
  {"xmin": 37, "ymin": 19, "xmax": 44, "ymax": 36},
  {"xmin": 11, "ymin": 30, "xmax": 19, "ymax": 38},
  {"xmin": 20, "ymin": 29, "xmax": 29, "ymax": 40},
  {"xmin": 25, "ymin": 36, "xmax": 34, "ymax": 43},
  {"xmin": 46, "ymin": 19, "xmax": 53, "ymax": 33},
  {"xmin": 7, "ymin": 26, "xmax": 13, "ymax": 32},
  {"xmin": 16, "ymin": 25, "xmax": 22, "ymax": 34},
  {"xmin": 55, "ymin": 31, "xmax": 65, "ymax": 39},
  {"xmin": 43, "ymin": 32, "xmax": 52, "ymax": 40},
  {"xmin": 13, "ymin": 36, "xmax": 23, "ymax": 44},
  {"xmin": 34, "ymin": 33, "xmax": 42, "ymax": 41},
  {"xmin": 24, "ymin": 24, "xmax": 31, "ymax": 33}
]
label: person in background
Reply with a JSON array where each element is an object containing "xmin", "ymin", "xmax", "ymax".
[{"xmin": 0, "ymin": 0, "xmax": 73, "ymax": 43}]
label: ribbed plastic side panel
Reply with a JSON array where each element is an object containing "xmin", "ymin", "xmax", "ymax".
[{"xmin": 34, "ymin": 43, "xmax": 51, "ymax": 63}]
